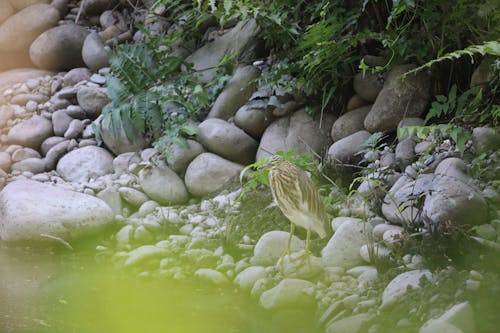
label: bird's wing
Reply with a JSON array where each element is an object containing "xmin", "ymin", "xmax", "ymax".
[{"xmin": 296, "ymin": 169, "xmax": 327, "ymax": 222}]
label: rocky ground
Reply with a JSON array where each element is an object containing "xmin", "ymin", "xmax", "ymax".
[{"xmin": 0, "ymin": 1, "xmax": 499, "ymax": 333}]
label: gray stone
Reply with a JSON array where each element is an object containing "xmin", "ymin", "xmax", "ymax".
[
  {"xmin": 0, "ymin": 152, "xmax": 12, "ymax": 173},
  {"xmin": 40, "ymin": 136, "xmax": 66, "ymax": 156},
  {"xmin": 470, "ymin": 56, "xmax": 495, "ymax": 88},
  {"xmin": 82, "ymin": 32, "xmax": 109, "ymax": 71},
  {"xmin": 166, "ymin": 139, "xmax": 205, "ymax": 175},
  {"xmin": 326, "ymin": 130, "xmax": 371, "ymax": 169},
  {"xmin": 207, "ymin": 65, "xmax": 260, "ymax": 120},
  {"xmin": 472, "ymin": 127, "xmax": 500, "ymax": 153},
  {"xmin": 252, "ymin": 230, "xmax": 305, "ymax": 266},
  {"xmin": 186, "ymin": 19, "xmax": 261, "ymax": 83},
  {"xmin": 0, "ymin": 4, "xmax": 59, "ymax": 55},
  {"xmin": 364, "ymin": 65, "xmax": 430, "ymax": 133},
  {"xmin": 420, "ymin": 302, "xmax": 475, "ymax": 333},
  {"xmin": 234, "ymin": 266, "xmax": 267, "ymax": 291},
  {"xmin": 76, "ymin": 86, "xmax": 109, "ymax": 119},
  {"xmin": 63, "ymin": 67, "xmax": 92, "ymax": 86},
  {"xmin": 8, "ymin": 114, "xmax": 53, "ymax": 150},
  {"xmin": 381, "ymin": 270, "xmax": 433, "ymax": 308},
  {"xmin": 9, "ymin": 0, "xmax": 50, "ymax": 11},
  {"xmin": 82, "ymin": 0, "xmax": 117, "ymax": 15},
  {"xmin": 322, "ymin": 219, "xmax": 373, "ymax": 268},
  {"xmin": 0, "ymin": 1, "xmax": 15, "ymax": 26},
  {"xmin": 138, "ymin": 163, "xmax": 189, "ymax": 205},
  {"xmin": 257, "ymin": 109, "xmax": 335, "ymax": 160},
  {"xmin": 197, "ymin": 118, "xmax": 258, "ymax": 165},
  {"xmin": 30, "ymin": 24, "xmax": 89, "ymax": 71},
  {"xmin": 0, "ymin": 179, "xmax": 114, "ymax": 242},
  {"xmin": 44, "ymin": 139, "xmax": 70, "ymax": 171},
  {"xmin": 184, "ymin": 153, "xmax": 243, "ymax": 197},
  {"xmin": 52, "ymin": 110, "xmax": 73, "ymax": 136},
  {"xmin": 234, "ymin": 104, "xmax": 274, "ymax": 139},
  {"xmin": 118, "ymin": 187, "xmax": 149, "ymax": 207},
  {"xmin": 395, "ymin": 138, "xmax": 416, "ymax": 168},
  {"xmin": 100, "ymin": 117, "xmax": 149, "ymax": 155},
  {"xmin": 0, "ymin": 68, "xmax": 53, "ymax": 89},
  {"xmin": 353, "ymin": 72, "xmax": 383, "ymax": 102},
  {"xmin": 96, "ymin": 187, "xmax": 122, "ymax": 215},
  {"xmin": 64, "ymin": 119, "xmax": 86, "ymax": 139},
  {"xmin": 331, "ymin": 106, "xmax": 371, "ymax": 142},
  {"xmin": 326, "ymin": 313, "xmax": 374, "ymax": 333},
  {"xmin": 423, "ymin": 158, "xmax": 489, "ymax": 227},
  {"xmin": 11, "ymin": 147, "xmax": 41, "ymax": 162},
  {"xmin": 194, "ymin": 268, "xmax": 229, "ymax": 285},
  {"xmin": 112, "ymin": 152, "xmax": 141, "ymax": 174},
  {"xmin": 56, "ymin": 146, "xmax": 114, "ymax": 182},
  {"xmin": 259, "ymin": 278, "xmax": 315, "ymax": 310},
  {"xmin": 11, "ymin": 157, "xmax": 45, "ymax": 174}
]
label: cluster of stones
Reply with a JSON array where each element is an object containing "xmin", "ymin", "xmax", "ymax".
[{"xmin": 0, "ymin": 1, "xmax": 499, "ymax": 332}]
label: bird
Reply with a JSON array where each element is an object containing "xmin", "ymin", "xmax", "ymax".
[{"xmin": 261, "ymin": 155, "xmax": 328, "ymax": 259}]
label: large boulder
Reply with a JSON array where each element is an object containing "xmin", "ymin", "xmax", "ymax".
[
  {"xmin": 184, "ymin": 153, "xmax": 243, "ymax": 197},
  {"xmin": 7, "ymin": 114, "xmax": 53, "ymax": 150},
  {"xmin": 0, "ymin": 68, "xmax": 53, "ymax": 89},
  {"xmin": 0, "ymin": 1, "xmax": 15, "ymax": 26},
  {"xmin": 56, "ymin": 146, "xmax": 114, "ymax": 183},
  {"xmin": 0, "ymin": 179, "xmax": 114, "ymax": 242},
  {"xmin": 197, "ymin": 118, "xmax": 258, "ymax": 165},
  {"xmin": 82, "ymin": 32, "xmax": 109, "ymax": 71},
  {"xmin": 326, "ymin": 130, "xmax": 371, "ymax": 170},
  {"xmin": 259, "ymin": 278, "xmax": 316, "ymax": 310},
  {"xmin": 8, "ymin": 0, "xmax": 50, "ymax": 11},
  {"xmin": 76, "ymin": 86, "xmax": 110, "ymax": 119},
  {"xmin": 0, "ymin": 4, "xmax": 59, "ymax": 53},
  {"xmin": 138, "ymin": 162, "xmax": 189, "ymax": 205},
  {"xmin": 186, "ymin": 19, "xmax": 262, "ymax": 83},
  {"xmin": 381, "ymin": 270, "xmax": 433, "ymax": 309},
  {"xmin": 251, "ymin": 230, "xmax": 305, "ymax": 266},
  {"xmin": 256, "ymin": 109, "xmax": 335, "ymax": 160},
  {"xmin": 364, "ymin": 65, "xmax": 430, "ymax": 133},
  {"xmin": 165, "ymin": 139, "xmax": 205, "ymax": 175},
  {"xmin": 207, "ymin": 65, "xmax": 260, "ymax": 120},
  {"xmin": 30, "ymin": 24, "xmax": 89, "ymax": 71},
  {"xmin": 99, "ymin": 117, "xmax": 149, "ymax": 155}
]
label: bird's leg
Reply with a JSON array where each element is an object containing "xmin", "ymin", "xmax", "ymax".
[
  {"xmin": 306, "ymin": 228, "xmax": 311, "ymax": 256},
  {"xmin": 278, "ymin": 223, "xmax": 295, "ymax": 269}
]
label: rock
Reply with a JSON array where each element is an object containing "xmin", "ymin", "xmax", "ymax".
[
  {"xmin": 0, "ymin": 179, "xmax": 113, "ymax": 242},
  {"xmin": 82, "ymin": 32, "xmax": 109, "ymax": 71},
  {"xmin": 326, "ymin": 313, "xmax": 374, "ymax": 333},
  {"xmin": 165, "ymin": 139, "xmax": 205, "ymax": 175},
  {"xmin": 100, "ymin": 117, "xmax": 149, "ymax": 155},
  {"xmin": 359, "ymin": 243, "xmax": 391, "ymax": 263},
  {"xmin": 381, "ymin": 270, "xmax": 433, "ymax": 308},
  {"xmin": 9, "ymin": 0, "xmax": 50, "ymax": 11},
  {"xmin": 96, "ymin": 187, "xmax": 122, "ymax": 215},
  {"xmin": 10, "ymin": 93, "xmax": 48, "ymax": 106},
  {"xmin": 52, "ymin": 110, "xmax": 73, "ymax": 136},
  {"xmin": 50, "ymin": 0, "xmax": 68, "ymax": 16},
  {"xmin": 322, "ymin": 219, "xmax": 373, "ymax": 268},
  {"xmin": 280, "ymin": 252, "xmax": 324, "ymax": 279},
  {"xmin": 347, "ymin": 94, "xmax": 370, "ymax": 111},
  {"xmin": 0, "ymin": 1, "xmax": 15, "ymax": 26},
  {"xmin": 194, "ymin": 268, "xmax": 229, "ymax": 285},
  {"xmin": 138, "ymin": 163, "xmax": 189, "ymax": 205},
  {"xmin": 364, "ymin": 65, "xmax": 430, "ymax": 133},
  {"xmin": 372, "ymin": 224, "xmax": 403, "ymax": 240},
  {"xmin": 419, "ymin": 320, "xmax": 463, "ymax": 333},
  {"xmin": 251, "ymin": 230, "xmax": 305, "ymax": 266},
  {"xmin": 234, "ymin": 103, "xmax": 275, "ymax": 139},
  {"xmin": 207, "ymin": 65, "xmax": 260, "ymax": 120},
  {"xmin": 257, "ymin": 109, "xmax": 335, "ymax": 160},
  {"xmin": 472, "ymin": 127, "xmax": 500, "ymax": 153},
  {"xmin": 0, "ymin": 68, "xmax": 53, "ymax": 89},
  {"xmin": 44, "ymin": 140, "xmax": 70, "ymax": 170},
  {"xmin": 326, "ymin": 130, "xmax": 371, "ymax": 170},
  {"xmin": 259, "ymin": 278, "xmax": 315, "ymax": 310},
  {"xmin": 197, "ymin": 118, "xmax": 258, "ymax": 165},
  {"xmin": 234, "ymin": 266, "xmax": 267, "ymax": 291},
  {"xmin": 184, "ymin": 153, "xmax": 243, "ymax": 197},
  {"xmin": 63, "ymin": 67, "xmax": 92, "ymax": 86},
  {"xmin": 56, "ymin": 146, "xmax": 114, "ymax": 183},
  {"xmin": 331, "ymin": 106, "xmax": 371, "ymax": 142},
  {"xmin": 470, "ymin": 56, "xmax": 496, "ymax": 88},
  {"xmin": 382, "ymin": 174, "xmax": 434, "ymax": 226},
  {"xmin": 0, "ymin": 105, "xmax": 15, "ymax": 126},
  {"xmin": 112, "ymin": 152, "xmax": 141, "ymax": 174},
  {"xmin": 64, "ymin": 119, "xmax": 86, "ymax": 139},
  {"xmin": 124, "ymin": 244, "xmax": 168, "ymax": 267},
  {"xmin": 0, "ymin": 4, "xmax": 59, "ymax": 57},
  {"xmin": 395, "ymin": 138, "xmax": 416, "ymax": 168},
  {"xmin": 0, "ymin": 152, "xmax": 12, "ymax": 173},
  {"xmin": 353, "ymin": 72, "xmax": 383, "ymax": 102},
  {"xmin": 423, "ymin": 158, "xmax": 489, "ymax": 227},
  {"xmin": 76, "ymin": 86, "xmax": 109, "ymax": 119},
  {"xmin": 421, "ymin": 302, "xmax": 474, "ymax": 333},
  {"xmin": 11, "ymin": 157, "xmax": 45, "ymax": 174},
  {"xmin": 82, "ymin": 0, "xmax": 117, "ymax": 15},
  {"xmin": 186, "ymin": 19, "xmax": 261, "ymax": 83},
  {"xmin": 30, "ymin": 24, "xmax": 89, "ymax": 71},
  {"xmin": 8, "ymin": 114, "xmax": 53, "ymax": 150},
  {"xmin": 119, "ymin": 187, "xmax": 149, "ymax": 207},
  {"xmin": 40, "ymin": 136, "xmax": 66, "ymax": 155},
  {"xmin": 11, "ymin": 147, "xmax": 41, "ymax": 162}
]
